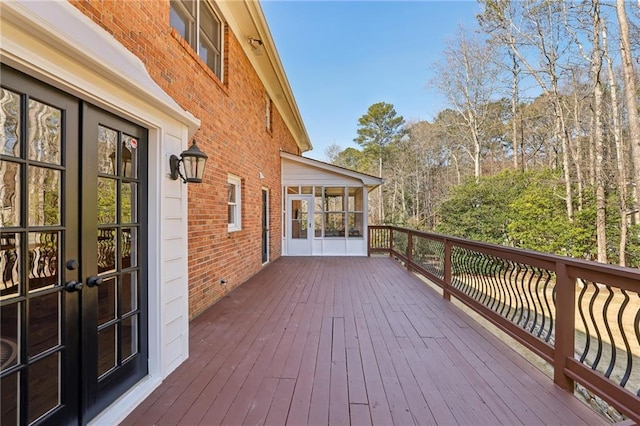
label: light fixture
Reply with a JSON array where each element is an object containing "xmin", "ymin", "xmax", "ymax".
[
  {"xmin": 248, "ymin": 37, "xmax": 263, "ymax": 47},
  {"xmin": 248, "ymin": 37, "xmax": 264, "ymax": 56},
  {"xmin": 170, "ymin": 139, "xmax": 208, "ymax": 184}
]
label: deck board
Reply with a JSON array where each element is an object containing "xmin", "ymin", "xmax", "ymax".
[{"xmin": 122, "ymin": 257, "xmax": 607, "ymax": 426}]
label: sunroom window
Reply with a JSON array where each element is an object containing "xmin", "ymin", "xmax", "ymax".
[{"xmin": 170, "ymin": 0, "xmax": 223, "ymax": 79}]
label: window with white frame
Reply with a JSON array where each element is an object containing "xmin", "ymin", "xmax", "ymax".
[
  {"xmin": 228, "ymin": 175, "xmax": 242, "ymax": 231},
  {"xmin": 170, "ymin": 0, "xmax": 223, "ymax": 79}
]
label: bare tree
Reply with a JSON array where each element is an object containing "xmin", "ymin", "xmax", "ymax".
[
  {"xmin": 588, "ymin": 0, "xmax": 608, "ymax": 263},
  {"xmin": 616, "ymin": 0, "xmax": 640, "ymax": 212},
  {"xmin": 602, "ymin": 20, "xmax": 629, "ymax": 265},
  {"xmin": 432, "ymin": 27, "xmax": 502, "ymax": 181},
  {"xmin": 479, "ymin": 0, "xmax": 577, "ymax": 221}
]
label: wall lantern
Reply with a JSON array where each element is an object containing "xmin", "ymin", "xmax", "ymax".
[{"xmin": 170, "ymin": 139, "xmax": 208, "ymax": 184}]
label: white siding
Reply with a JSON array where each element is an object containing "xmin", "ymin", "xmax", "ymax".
[{"xmin": 282, "ymin": 158, "xmax": 362, "ymax": 186}]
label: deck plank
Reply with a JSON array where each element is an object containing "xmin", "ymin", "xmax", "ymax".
[{"xmin": 121, "ymin": 257, "xmax": 608, "ymax": 426}]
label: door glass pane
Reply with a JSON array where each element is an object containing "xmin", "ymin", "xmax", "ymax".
[
  {"xmin": 98, "ymin": 228, "xmax": 117, "ymax": 273},
  {"xmin": 27, "ymin": 232, "xmax": 58, "ymax": 292},
  {"xmin": 97, "ymin": 177, "xmax": 117, "ymax": 224},
  {"xmin": 291, "ymin": 199, "xmax": 308, "ymax": 239},
  {"xmin": 28, "ymin": 99, "xmax": 61, "ymax": 165},
  {"xmin": 98, "ymin": 125, "xmax": 117, "ymax": 175},
  {"xmin": 121, "ymin": 315, "xmax": 138, "ymax": 362},
  {"xmin": 122, "ymin": 134, "xmax": 138, "ymax": 179},
  {"xmin": 121, "ymin": 182, "xmax": 137, "ymax": 223},
  {"xmin": 314, "ymin": 187, "xmax": 323, "ymax": 211},
  {"xmin": 0, "ymin": 371, "xmax": 18, "ymax": 424},
  {"xmin": 0, "ymin": 302, "xmax": 20, "ymax": 370},
  {"xmin": 97, "ymin": 325, "xmax": 116, "ymax": 378},
  {"xmin": 0, "ymin": 161, "xmax": 20, "ymax": 227},
  {"xmin": 121, "ymin": 273, "xmax": 137, "ymax": 315},
  {"xmin": 28, "ymin": 353, "xmax": 60, "ymax": 424},
  {"xmin": 1, "ymin": 88, "xmax": 21, "ymax": 157},
  {"xmin": 28, "ymin": 291, "xmax": 59, "ymax": 357},
  {"xmin": 121, "ymin": 228, "xmax": 137, "ymax": 268},
  {"xmin": 314, "ymin": 214, "xmax": 323, "ymax": 238},
  {"xmin": 98, "ymin": 277, "xmax": 117, "ymax": 327},
  {"xmin": 1, "ymin": 233, "xmax": 20, "ymax": 298},
  {"xmin": 28, "ymin": 166, "xmax": 60, "ymax": 226}
]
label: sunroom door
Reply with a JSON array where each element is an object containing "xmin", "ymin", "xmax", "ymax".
[{"xmin": 287, "ymin": 196, "xmax": 313, "ymax": 256}]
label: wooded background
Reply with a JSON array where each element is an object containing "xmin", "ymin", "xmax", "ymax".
[{"xmin": 326, "ymin": 0, "xmax": 640, "ymax": 268}]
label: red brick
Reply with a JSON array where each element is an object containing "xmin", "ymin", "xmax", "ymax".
[{"xmin": 70, "ymin": 0, "xmax": 301, "ymax": 318}]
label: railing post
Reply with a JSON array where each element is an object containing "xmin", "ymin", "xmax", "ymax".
[
  {"xmin": 389, "ymin": 227, "xmax": 394, "ymax": 257},
  {"xmin": 554, "ymin": 261, "xmax": 575, "ymax": 392},
  {"xmin": 443, "ymin": 239, "xmax": 451, "ymax": 301},
  {"xmin": 407, "ymin": 231, "xmax": 413, "ymax": 272}
]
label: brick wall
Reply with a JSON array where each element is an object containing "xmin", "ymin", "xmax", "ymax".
[{"xmin": 70, "ymin": 0, "xmax": 301, "ymax": 318}]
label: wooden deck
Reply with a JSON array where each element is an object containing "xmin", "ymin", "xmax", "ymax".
[{"xmin": 122, "ymin": 257, "xmax": 606, "ymax": 425}]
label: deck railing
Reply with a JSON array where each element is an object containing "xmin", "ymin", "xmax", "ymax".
[{"xmin": 369, "ymin": 225, "xmax": 640, "ymax": 422}]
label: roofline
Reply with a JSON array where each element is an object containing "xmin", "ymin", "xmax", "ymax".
[
  {"xmin": 217, "ymin": 1, "xmax": 312, "ymax": 153},
  {"xmin": 281, "ymin": 151, "xmax": 384, "ymax": 190}
]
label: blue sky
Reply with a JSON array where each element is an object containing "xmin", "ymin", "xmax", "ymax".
[{"xmin": 261, "ymin": 0, "xmax": 483, "ymax": 161}]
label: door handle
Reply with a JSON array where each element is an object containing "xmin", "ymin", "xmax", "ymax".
[
  {"xmin": 65, "ymin": 281, "xmax": 83, "ymax": 292},
  {"xmin": 87, "ymin": 276, "xmax": 104, "ymax": 288}
]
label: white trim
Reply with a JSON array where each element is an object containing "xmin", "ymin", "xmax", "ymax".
[
  {"xmin": 228, "ymin": 174, "xmax": 242, "ymax": 232},
  {"xmin": 281, "ymin": 151, "xmax": 383, "ymax": 189}
]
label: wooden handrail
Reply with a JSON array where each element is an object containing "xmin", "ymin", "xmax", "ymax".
[{"xmin": 368, "ymin": 225, "xmax": 640, "ymax": 422}]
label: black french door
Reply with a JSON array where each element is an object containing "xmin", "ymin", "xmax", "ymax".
[{"xmin": 0, "ymin": 65, "xmax": 148, "ymax": 425}]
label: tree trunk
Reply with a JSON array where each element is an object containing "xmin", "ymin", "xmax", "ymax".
[
  {"xmin": 603, "ymin": 23, "xmax": 628, "ymax": 266},
  {"xmin": 511, "ymin": 51, "xmax": 520, "ymax": 170},
  {"xmin": 591, "ymin": 0, "xmax": 607, "ymax": 263},
  {"xmin": 616, "ymin": 0, "xmax": 640, "ymax": 212},
  {"xmin": 555, "ymin": 108, "xmax": 574, "ymax": 222},
  {"xmin": 379, "ymin": 156, "xmax": 384, "ymax": 223}
]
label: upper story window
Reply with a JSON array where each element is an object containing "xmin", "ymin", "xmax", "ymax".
[{"xmin": 170, "ymin": 0, "xmax": 223, "ymax": 79}]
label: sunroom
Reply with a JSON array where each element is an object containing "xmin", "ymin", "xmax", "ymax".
[{"xmin": 281, "ymin": 152, "xmax": 383, "ymax": 256}]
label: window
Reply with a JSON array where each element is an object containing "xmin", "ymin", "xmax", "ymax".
[
  {"xmin": 170, "ymin": 0, "xmax": 223, "ymax": 79},
  {"xmin": 227, "ymin": 175, "xmax": 242, "ymax": 232},
  {"xmin": 265, "ymin": 94, "xmax": 272, "ymax": 132},
  {"xmin": 285, "ymin": 185, "xmax": 365, "ymax": 239},
  {"xmin": 347, "ymin": 187, "xmax": 364, "ymax": 237},
  {"xmin": 324, "ymin": 187, "xmax": 345, "ymax": 238}
]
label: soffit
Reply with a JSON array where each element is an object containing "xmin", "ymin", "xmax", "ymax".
[{"xmin": 216, "ymin": 0, "xmax": 312, "ymax": 153}]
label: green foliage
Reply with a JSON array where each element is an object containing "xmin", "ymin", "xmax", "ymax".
[
  {"xmin": 332, "ymin": 147, "xmax": 371, "ymax": 172},
  {"xmin": 507, "ymin": 174, "xmax": 593, "ymax": 258},
  {"xmin": 353, "ymin": 102, "xmax": 406, "ymax": 161},
  {"xmin": 435, "ymin": 169, "xmax": 532, "ymax": 244}
]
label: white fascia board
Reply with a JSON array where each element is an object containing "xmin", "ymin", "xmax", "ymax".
[{"xmin": 281, "ymin": 151, "xmax": 384, "ymax": 189}]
